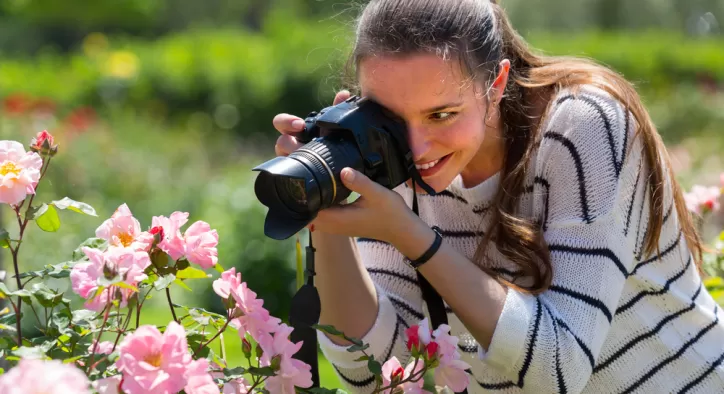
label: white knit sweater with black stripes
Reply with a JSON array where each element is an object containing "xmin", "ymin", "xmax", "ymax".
[{"xmin": 317, "ymin": 85, "xmax": 724, "ymax": 393}]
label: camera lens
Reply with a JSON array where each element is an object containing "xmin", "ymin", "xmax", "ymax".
[
  {"xmin": 274, "ymin": 177, "xmax": 308, "ymax": 214},
  {"xmin": 252, "ymin": 135, "xmax": 364, "ymax": 240}
]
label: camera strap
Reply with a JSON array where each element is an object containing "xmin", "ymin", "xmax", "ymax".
[{"xmin": 410, "ymin": 180, "xmax": 469, "ymax": 394}]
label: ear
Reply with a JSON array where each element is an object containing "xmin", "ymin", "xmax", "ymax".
[{"xmin": 489, "ymin": 59, "xmax": 511, "ymax": 106}]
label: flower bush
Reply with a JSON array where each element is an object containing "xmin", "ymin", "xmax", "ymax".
[{"xmin": 0, "ymin": 130, "xmax": 473, "ymax": 394}]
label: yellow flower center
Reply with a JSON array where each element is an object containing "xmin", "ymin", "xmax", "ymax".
[
  {"xmin": 143, "ymin": 352, "xmax": 162, "ymax": 368},
  {"xmin": 117, "ymin": 232, "xmax": 134, "ymax": 247},
  {"xmin": 0, "ymin": 162, "xmax": 20, "ymax": 176}
]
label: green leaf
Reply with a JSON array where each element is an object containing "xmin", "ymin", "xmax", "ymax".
[
  {"xmin": 71, "ymin": 309, "xmax": 97, "ymax": 325},
  {"xmin": 0, "ymin": 228, "xmax": 9, "ymax": 249},
  {"xmin": 354, "ymin": 355, "xmax": 370, "ymax": 362},
  {"xmin": 173, "ymin": 278, "xmax": 192, "ymax": 291},
  {"xmin": 248, "ymin": 366, "xmax": 276, "ymax": 377},
  {"xmin": 312, "ymin": 324, "xmax": 344, "ymax": 337},
  {"xmin": 214, "ymin": 263, "xmax": 225, "ymax": 274},
  {"xmin": 222, "ymin": 366, "xmax": 246, "ymax": 380},
  {"xmin": 176, "ymin": 266, "xmax": 209, "ymax": 279},
  {"xmin": 153, "ymin": 274, "xmax": 176, "ymax": 291},
  {"xmin": 34, "ymin": 204, "xmax": 60, "ymax": 232},
  {"xmin": 12, "ymin": 346, "xmax": 47, "ymax": 359},
  {"xmin": 189, "ymin": 308, "xmax": 211, "ymax": 325},
  {"xmin": 367, "ymin": 359, "xmax": 382, "ymax": 376},
  {"xmin": 30, "ymin": 283, "xmax": 64, "ymax": 308},
  {"xmin": 17, "ymin": 261, "xmax": 76, "ymax": 280},
  {"xmin": 346, "ymin": 343, "xmax": 369, "ymax": 353},
  {"xmin": 51, "ymin": 197, "xmax": 98, "ymax": 216}
]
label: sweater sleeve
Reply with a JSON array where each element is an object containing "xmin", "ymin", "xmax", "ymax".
[
  {"xmin": 477, "ymin": 86, "xmax": 646, "ymax": 393},
  {"xmin": 317, "ymin": 230, "xmax": 424, "ymax": 393}
]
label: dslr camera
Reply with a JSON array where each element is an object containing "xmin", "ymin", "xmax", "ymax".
[{"xmin": 252, "ymin": 96, "xmax": 437, "ymax": 240}]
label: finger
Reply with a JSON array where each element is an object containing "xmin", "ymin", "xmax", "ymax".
[
  {"xmin": 333, "ymin": 90, "xmax": 351, "ymax": 105},
  {"xmin": 274, "ymin": 134, "xmax": 304, "ymax": 156},
  {"xmin": 272, "ymin": 113, "xmax": 306, "ymax": 134},
  {"xmin": 339, "ymin": 168, "xmax": 386, "ymax": 201}
]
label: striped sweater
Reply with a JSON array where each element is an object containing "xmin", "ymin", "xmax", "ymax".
[{"xmin": 317, "ymin": 85, "xmax": 724, "ymax": 393}]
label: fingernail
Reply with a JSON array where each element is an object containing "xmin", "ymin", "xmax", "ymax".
[
  {"xmin": 343, "ymin": 168, "xmax": 355, "ymax": 182},
  {"xmin": 292, "ymin": 119, "xmax": 305, "ymax": 130}
]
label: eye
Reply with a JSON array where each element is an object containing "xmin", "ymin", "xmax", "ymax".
[{"xmin": 429, "ymin": 111, "xmax": 458, "ymax": 122}]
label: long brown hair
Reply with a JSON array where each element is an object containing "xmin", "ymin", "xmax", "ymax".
[{"xmin": 344, "ymin": 0, "xmax": 703, "ymax": 294}]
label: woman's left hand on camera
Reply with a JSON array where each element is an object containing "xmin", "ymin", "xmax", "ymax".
[{"xmin": 312, "ymin": 167, "xmax": 421, "ymax": 244}]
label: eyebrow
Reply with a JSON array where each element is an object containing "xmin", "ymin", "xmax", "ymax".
[{"xmin": 421, "ymin": 102, "xmax": 464, "ymax": 114}]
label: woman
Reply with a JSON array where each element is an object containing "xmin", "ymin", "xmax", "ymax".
[{"xmin": 273, "ymin": 0, "xmax": 724, "ymax": 392}]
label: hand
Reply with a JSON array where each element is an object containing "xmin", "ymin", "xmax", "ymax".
[
  {"xmin": 312, "ymin": 167, "xmax": 427, "ymax": 246},
  {"xmin": 272, "ymin": 90, "xmax": 351, "ymax": 157}
]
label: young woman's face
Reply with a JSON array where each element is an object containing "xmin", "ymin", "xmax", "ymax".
[{"xmin": 358, "ymin": 53, "xmax": 505, "ymax": 192}]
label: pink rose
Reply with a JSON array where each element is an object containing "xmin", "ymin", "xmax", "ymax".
[
  {"xmin": 116, "ymin": 321, "xmax": 195, "ymax": 394},
  {"xmin": 431, "ymin": 324, "xmax": 470, "ymax": 392},
  {"xmin": 184, "ymin": 220, "xmax": 219, "ymax": 268},
  {"xmin": 222, "ymin": 377, "xmax": 252, "ymax": 394},
  {"xmin": 684, "ymin": 184, "xmax": 721, "ymax": 215},
  {"xmin": 380, "ymin": 357, "xmax": 428, "ymax": 394},
  {"xmin": 96, "ymin": 204, "xmax": 154, "ymax": 252},
  {"xmin": 212, "ymin": 267, "xmax": 243, "ymax": 301},
  {"xmin": 29, "ymin": 130, "xmax": 58, "ymax": 155},
  {"xmin": 0, "ymin": 140, "xmax": 43, "ymax": 205},
  {"xmin": 0, "ymin": 358, "xmax": 91, "ymax": 393},
  {"xmin": 151, "ymin": 211, "xmax": 189, "ymax": 260},
  {"xmin": 70, "ymin": 247, "xmax": 150, "ymax": 311},
  {"xmin": 258, "ymin": 323, "xmax": 313, "ymax": 394},
  {"xmin": 92, "ymin": 375, "xmax": 122, "ymax": 394},
  {"xmin": 214, "ymin": 268, "xmax": 280, "ymax": 342},
  {"xmin": 184, "ymin": 358, "xmax": 221, "ymax": 394}
]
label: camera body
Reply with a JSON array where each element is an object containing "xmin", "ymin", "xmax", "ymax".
[{"xmin": 252, "ymin": 95, "xmax": 436, "ymax": 240}]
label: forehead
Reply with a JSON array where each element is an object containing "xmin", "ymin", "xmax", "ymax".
[{"xmin": 358, "ymin": 53, "xmax": 475, "ymax": 114}]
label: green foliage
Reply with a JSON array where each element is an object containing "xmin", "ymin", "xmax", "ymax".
[{"xmin": 1, "ymin": 24, "xmax": 723, "ymax": 140}]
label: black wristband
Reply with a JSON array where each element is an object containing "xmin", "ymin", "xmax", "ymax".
[{"xmin": 408, "ymin": 226, "xmax": 443, "ymax": 269}]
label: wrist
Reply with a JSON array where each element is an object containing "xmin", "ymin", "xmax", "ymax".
[{"xmin": 392, "ymin": 218, "xmax": 438, "ymax": 263}]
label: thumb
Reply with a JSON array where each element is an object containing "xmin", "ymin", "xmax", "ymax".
[
  {"xmin": 340, "ymin": 168, "xmax": 383, "ymax": 199},
  {"xmin": 333, "ymin": 90, "xmax": 351, "ymax": 105}
]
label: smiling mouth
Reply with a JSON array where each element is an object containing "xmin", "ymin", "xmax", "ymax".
[{"xmin": 415, "ymin": 154, "xmax": 451, "ymax": 171}]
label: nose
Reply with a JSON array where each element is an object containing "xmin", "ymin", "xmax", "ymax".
[{"xmin": 406, "ymin": 125, "xmax": 431, "ymax": 161}]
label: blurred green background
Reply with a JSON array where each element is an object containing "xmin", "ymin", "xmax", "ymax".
[{"xmin": 0, "ymin": 0, "xmax": 723, "ymax": 389}]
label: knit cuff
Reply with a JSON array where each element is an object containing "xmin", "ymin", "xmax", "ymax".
[
  {"xmin": 317, "ymin": 288, "xmax": 398, "ymax": 369},
  {"xmin": 478, "ymin": 289, "xmax": 537, "ymax": 374}
]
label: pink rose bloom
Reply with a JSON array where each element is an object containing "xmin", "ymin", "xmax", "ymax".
[
  {"xmin": 70, "ymin": 247, "xmax": 150, "ymax": 311},
  {"xmin": 431, "ymin": 325, "xmax": 470, "ymax": 392},
  {"xmin": 222, "ymin": 377, "xmax": 252, "ymax": 394},
  {"xmin": 0, "ymin": 358, "xmax": 91, "ymax": 393},
  {"xmin": 96, "ymin": 204, "xmax": 154, "ymax": 252},
  {"xmin": 152, "ymin": 211, "xmax": 189, "ymax": 260},
  {"xmin": 212, "ymin": 267, "xmax": 243, "ymax": 300},
  {"xmin": 258, "ymin": 323, "xmax": 313, "ymax": 394},
  {"xmin": 214, "ymin": 268, "xmax": 280, "ymax": 342},
  {"xmin": 232, "ymin": 282, "xmax": 281, "ymax": 342},
  {"xmin": 684, "ymin": 185, "xmax": 721, "ymax": 214},
  {"xmin": 92, "ymin": 375, "xmax": 122, "ymax": 394},
  {"xmin": 91, "ymin": 340, "xmax": 115, "ymax": 355},
  {"xmin": 0, "ymin": 140, "xmax": 43, "ymax": 205},
  {"xmin": 380, "ymin": 357, "xmax": 429, "ymax": 394},
  {"xmin": 184, "ymin": 358, "xmax": 221, "ymax": 394},
  {"xmin": 184, "ymin": 220, "xmax": 219, "ymax": 268},
  {"xmin": 210, "ymin": 370, "xmax": 252, "ymax": 394},
  {"xmin": 116, "ymin": 321, "xmax": 195, "ymax": 394}
]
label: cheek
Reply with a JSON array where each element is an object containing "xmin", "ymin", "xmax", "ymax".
[{"xmin": 434, "ymin": 115, "xmax": 486, "ymax": 151}]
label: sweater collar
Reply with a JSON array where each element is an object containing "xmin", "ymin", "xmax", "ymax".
[{"xmin": 447, "ymin": 172, "xmax": 500, "ymax": 207}]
